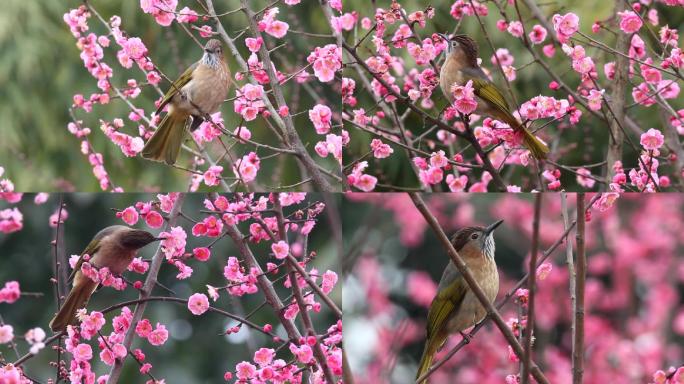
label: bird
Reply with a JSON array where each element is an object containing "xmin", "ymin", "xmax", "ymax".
[
  {"xmin": 142, "ymin": 38, "xmax": 232, "ymax": 165},
  {"xmin": 49, "ymin": 226, "xmax": 164, "ymax": 332},
  {"xmin": 416, "ymin": 219, "xmax": 503, "ymax": 383},
  {"xmin": 437, "ymin": 34, "xmax": 549, "ymax": 159}
]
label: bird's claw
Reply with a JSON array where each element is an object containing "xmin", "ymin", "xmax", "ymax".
[{"xmin": 460, "ymin": 331, "xmax": 472, "ymax": 344}]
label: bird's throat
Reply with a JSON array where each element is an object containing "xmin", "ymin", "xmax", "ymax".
[{"xmin": 201, "ymin": 53, "xmax": 220, "ymax": 69}]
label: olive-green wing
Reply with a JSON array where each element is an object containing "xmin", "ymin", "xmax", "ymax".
[
  {"xmin": 426, "ymin": 276, "xmax": 468, "ymax": 341},
  {"xmin": 155, "ymin": 62, "xmax": 198, "ymax": 115},
  {"xmin": 470, "ymin": 77, "xmax": 511, "ymax": 114},
  {"xmin": 67, "ymin": 238, "xmax": 102, "ymax": 283}
]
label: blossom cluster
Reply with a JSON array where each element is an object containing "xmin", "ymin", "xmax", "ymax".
[
  {"xmin": 62, "ymin": 0, "xmax": 341, "ymax": 191},
  {"xmin": 341, "ymin": 0, "xmax": 684, "ymax": 192},
  {"xmin": 0, "ymin": 193, "xmax": 341, "ymax": 382}
]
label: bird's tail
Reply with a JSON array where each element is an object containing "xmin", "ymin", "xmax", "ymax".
[
  {"xmin": 49, "ymin": 282, "xmax": 95, "ymax": 332},
  {"xmin": 499, "ymin": 113, "xmax": 549, "ymax": 160},
  {"xmin": 416, "ymin": 338, "xmax": 441, "ymax": 384},
  {"xmin": 521, "ymin": 128, "xmax": 550, "ymax": 160},
  {"xmin": 141, "ymin": 111, "xmax": 188, "ymax": 165}
]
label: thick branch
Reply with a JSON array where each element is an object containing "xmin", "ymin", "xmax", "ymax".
[{"xmin": 223, "ymin": 219, "xmax": 302, "ymax": 342}]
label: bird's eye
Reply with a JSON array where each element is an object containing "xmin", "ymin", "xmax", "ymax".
[{"xmin": 471, "ymin": 233, "xmax": 479, "ymax": 240}]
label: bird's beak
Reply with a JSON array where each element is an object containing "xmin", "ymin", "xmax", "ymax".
[
  {"xmin": 154, "ymin": 237, "xmax": 167, "ymax": 241},
  {"xmin": 484, "ymin": 219, "xmax": 504, "ymax": 236},
  {"xmin": 437, "ymin": 33, "xmax": 450, "ymax": 42}
]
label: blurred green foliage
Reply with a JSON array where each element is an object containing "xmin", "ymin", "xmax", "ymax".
[
  {"xmin": 0, "ymin": 1, "xmax": 339, "ymax": 191},
  {"xmin": 0, "ymin": 193, "xmax": 341, "ymax": 382},
  {"xmin": 343, "ymin": 0, "xmax": 684, "ymax": 190}
]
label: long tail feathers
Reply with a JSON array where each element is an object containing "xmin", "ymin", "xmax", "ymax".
[
  {"xmin": 416, "ymin": 339, "xmax": 439, "ymax": 384},
  {"xmin": 141, "ymin": 111, "xmax": 187, "ymax": 165},
  {"xmin": 49, "ymin": 282, "xmax": 95, "ymax": 332},
  {"xmin": 521, "ymin": 128, "xmax": 550, "ymax": 160},
  {"xmin": 500, "ymin": 113, "xmax": 549, "ymax": 160}
]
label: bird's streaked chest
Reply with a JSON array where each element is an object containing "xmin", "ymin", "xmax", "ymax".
[{"xmin": 176, "ymin": 62, "xmax": 231, "ymax": 115}]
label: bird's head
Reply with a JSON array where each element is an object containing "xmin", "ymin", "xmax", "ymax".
[
  {"xmin": 438, "ymin": 33, "xmax": 479, "ymax": 67},
  {"xmin": 201, "ymin": 39, "xmax": 224, "ymax": 69},
  {"xmin": 450, "ymin": 219, "xmax": 503, "ymax": 260},
  {"xmin": 116, "ymin": 228, "xmax": 165, "ymax": 250}
]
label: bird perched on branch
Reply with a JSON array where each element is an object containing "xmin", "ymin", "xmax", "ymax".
[
  {"xmin": 49, "ymin": 226, "xmax": 164, "ymax": 332},
  {"xmin": 416, "ymin": 220, "xmax": 503, "ymax": 383},
  {"xmin": 142, "ymin": 38, "xmax": 232, "ymax": 165},
  {"xmin": 438, "ymin": 34, "xmax": 549, "ymax": 159}
]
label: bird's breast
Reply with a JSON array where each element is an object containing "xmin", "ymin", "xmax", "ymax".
[
  {"xmin": 176, "ymin": 63, "xmax": 231, "ymax": 116},
  {"xmin": 446, "ymin": 258, "xmax": 499, "ymax": 333},
  {"xmin": 440, "ymin": 59, "xmax": 466, "ymax": 103}
]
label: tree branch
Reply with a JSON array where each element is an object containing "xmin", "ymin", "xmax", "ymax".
[
  {"xmin": 521, "ymin": 194, "xmax": 542, "ymax": 384},
  {"xmin": 573, "ymin": 193, "xmax": 586, "ymax": 384}
]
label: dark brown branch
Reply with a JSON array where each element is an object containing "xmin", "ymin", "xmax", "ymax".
[
  {"xmin": 522, "ymin": 194, "xmax": 542, "ymax": 384},
  {"xmin": 573, "ymin": 193, "xmax": 586, "ymax": 384}
]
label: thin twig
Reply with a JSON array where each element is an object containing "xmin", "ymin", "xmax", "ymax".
[
  {"xmin": 573, "ymin": 193, "xmax": 586, "ymax": 384},
  {"xmin": 522, "ymin": 194, "xmax": 542, "ymax": 384},
  {"xmin": 561, "ymin": 192, "xmax": 577, "ymax": 378}
]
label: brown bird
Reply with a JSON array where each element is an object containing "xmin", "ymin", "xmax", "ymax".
[
  {"xmin": 142, "ymin": 38, "xmax": 232, "ymax": 165},
  {"xmin": 49, "ymin": 226, "xmax": 164, "ymax": 332},
  {"xmin": 416, "ymin": 220, "xmax": 503, "ymax": 383},
  {"xmin": 438, "ymin": 34, "xmax": 549, "ymax": 159}
]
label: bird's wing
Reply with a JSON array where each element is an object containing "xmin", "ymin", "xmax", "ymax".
[
  {"xmin": 426, "ymin": 275, "xmax": 468, "ymax": 341},
  {"xmin": 469, "ymin": 77, "xmax": 511, "ymax": 113},
  {"xmin": 67, "ymin": 238, "xmax": 102, "ymax": 283},
  {"xmin": 155, "ymin": 62, "xmax": 198, "ymax": 116},
  {"xmin": 66, "ymin": 226, "xmax": 123, "ymax": 283}
]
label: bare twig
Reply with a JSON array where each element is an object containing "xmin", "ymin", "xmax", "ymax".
[
  {"xmin": 522, "ymin": 194, "xmax": 542, "ymax": 384},
  {"xmin": 52, "ymin": 195, "xmax": 66, "ymax": 384},
  {"xmin": 573, "ymin": 193, "xmax": 586, "ymax": 384}
]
